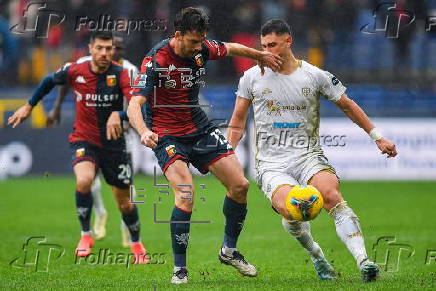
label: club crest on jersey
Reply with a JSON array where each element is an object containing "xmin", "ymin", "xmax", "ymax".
[
  {"xmin": 262, "ymin": 88, "xmax": 272, "ymax": 96},
  {"xmin": 106, "ymin": 75, "xmax": 116, "ymax": 87},
  {"xmin": 195, "ymin": 54, "xmax": 204, "ymax": 67},
  {"xmin": 76, "ymin": 148, "xmax": 85, "ymax": 157},
  {"xmin": 165, "ymin": 145, "xmax": 176, "ymax": 157},
  {"xmin": 266, "ymin": 99, "xmax": 281, "ymax": 116},
  {"xmin": 302, "ymin": 87, "xmax": 311, "ymax": 96}
]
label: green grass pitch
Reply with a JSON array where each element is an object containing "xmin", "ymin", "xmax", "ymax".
[{"xmin": 1, "ymin": 176, "xmax": 435, "ymax": 290}]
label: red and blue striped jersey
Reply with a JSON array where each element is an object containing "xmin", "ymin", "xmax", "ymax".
[
  {"xmin": 132, "ymin": 38, "xmax": 227, "ymax": 137},
  {"xmin": 52, "ymin": 60, "xmax": 132, "ymax": 147}
]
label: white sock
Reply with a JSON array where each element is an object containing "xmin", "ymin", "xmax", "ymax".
[
  {"xmin": 174, "ymin": 266, "xmax": 185, "ymax": 272},
  {"xmin": 281, "ymin": 218, "xmax": 324, "ymax": 261},
  {"xmin": 330, "ymin": 201, "xmax": 368, "ymax": 267},
  {"xmin": 222, "ymin": 246, "xmax": 237, "ymax": 256},
  {"xmin": 91, "ymin": 176, "xmax": 106, "ymax": 217},
  {"xmin": 81, "ymin": 230, "xmax": 92, "ymax": 236}
]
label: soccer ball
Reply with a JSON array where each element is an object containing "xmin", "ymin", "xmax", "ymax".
[{"xmin": 285, "ymin": 185, "xmax": 324, "ymax": 221}]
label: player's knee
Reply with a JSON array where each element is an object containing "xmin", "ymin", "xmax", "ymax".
[
  {"xmin": 230, "ymin": 178, "xmax": 250, "ymax": 196},
  {"xmin": 321, "ymin": 188, "xmax": 342, "ymax": 210},
  {"xmin": 118, "ymin": 200, "xmax": 133, "ymax": 213},
  {"xmin": 175, "ymin": 195, "xmax": 194, "ymax": 212},
  {"xmin": 76, "ymin": 175, "xmax": 94, "ymax": 193},
  {"xmin": 229, "ymin": 178, "xmax": 249, "ymax": 200}
]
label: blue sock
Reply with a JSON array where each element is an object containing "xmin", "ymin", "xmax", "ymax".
[
  {"xmin": 170, "ymin": 207, "xmax": 192, "ymax": 267},
  {"xmin": 223, "ymin": 196, "xmax": 247, "ymax": 248},
  {"xmin": 121, "ymin": 205, "xmax": 140, "ymax": 243},
  {"xmin": 75, "ymin": 190, "xmax": 93, "ymax": 232}
]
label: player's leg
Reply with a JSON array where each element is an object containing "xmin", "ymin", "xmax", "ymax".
[
  {"xmin": 308, "ymin": 170, "xmax": 379, "ymax": 281},
  {"xmin": 99, "ymin": 148, "xmax": 147, "ymax": 264},
  {"xmin": 73, "ymin": 160, "xmax": 96, "ymax": 257},
  {"xmin": 261, "ymin": 171, "xmax": 335, "ymax": 280},
  {"xmin": 120, "ymin": 129, "xmax": 134, "ymax": 247},
  {"xmin": 91, "ymin": 174, "xmax": 108, "ymax": 240},
  {"xmin": 164, "ymin": 160, "xmax": 194, "ymax": 284},
  {"xmin": 207, "ymin": 154, "xmax": 257, "ymax": 277}
]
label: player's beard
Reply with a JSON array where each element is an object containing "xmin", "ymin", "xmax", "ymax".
[
  {"xmin": 96, "ymin": 59, "xmax": 110, "ymax": 71},
  {"xmin": 182, "ymin": 46, "xmax": 197, "ymax": 58}
]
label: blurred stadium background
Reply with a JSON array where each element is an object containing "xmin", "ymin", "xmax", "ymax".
[
  {"xmin": 0, "ymin": 0, "xmax": 435, "ymax": 180},
  {"xmin": 1, "ymin": 1, "xmax": 436, "ymax": 289}
]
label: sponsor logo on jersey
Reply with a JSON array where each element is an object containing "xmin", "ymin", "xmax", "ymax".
[
  {"xmin": 302, "ymin": 87, "xmax": 311, "ymax": 96},
  {"xmin": 85, "ymin": 93, "xmax": 120, "ymax": 102},
  {"xmin": 75, "ymin": 76, "xmax": 86, "ymax": 84},
  {"xmin": 106, "ymin": 75, "xmax": 116, "ymax": 87},
  {"xmin": 76, "ymin": 148, "xmax": 85, "ymax": 157},
  {"xmin": 266, "ymin": 99, "xmax": 307, "ymax": 115},
  {"xmin": 273, "ymin": 122, "xmax": 301, "ymax": 129},
  {"xmin": 195, "ymin": 54, "xmax": 204, "ymax": 67},
  {"xmin": 266, "ymin": 100, "xmax": 281, "ymax": 116},
  {"xmin": 165, "ymin": 145, "xmax": 176, "ymax": 157}
]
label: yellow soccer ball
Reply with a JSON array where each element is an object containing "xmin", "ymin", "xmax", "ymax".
[{"xmin": 285, "ymin": 185, "xmax": 324, "ymax": 221}]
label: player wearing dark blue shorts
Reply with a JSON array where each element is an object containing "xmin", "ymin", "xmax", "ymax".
[
  {"xmin": 128, "ymin": 7, "xmax": 283, "ymax": 283},
  {"xmin": 9, "ymin": 31, "xmax": 148, "ymax": 263}
]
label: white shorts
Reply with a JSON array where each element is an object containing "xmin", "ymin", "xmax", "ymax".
[{"xmin": 255, "ymin": 151, "xmax": 337, "ymax": 201}]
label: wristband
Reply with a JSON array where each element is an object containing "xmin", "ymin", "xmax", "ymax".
[{"xmin": 369, "ymin": 128, "xmax": 383, "ymax": 141}]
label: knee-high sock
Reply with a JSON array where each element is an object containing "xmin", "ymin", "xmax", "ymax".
[
  {"xmin": 170, "ymin": 207, "xmax": 192, "ymax": 268},
  {"xmin": 222, "ymin": 196, "xmax": 247, "ymax": 252},
  {"xmin": 281, "ymin": 218, "xmax": 324, "ymax": 260},
  {"xmin": 91, "ymin": 175, "xmax": 106, "ymax": 217},
  {"xmin": 330, "ymin": 201, "xmax": 368, "ymax": 266},
  {"xmin": 76, "ymin": 190, "xmax": 93, "ymax": 235},
  {"xmin": 121, "ymin": 205, "xmax": 140, "ymax": 243}
]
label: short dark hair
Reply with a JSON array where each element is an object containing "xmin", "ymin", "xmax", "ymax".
[
  {"xmin": 261, "ymin": 19, "xmax": 291, "ymax": 37},
  {"xmin": 174, "ymin": 7, "xmax": 209, "ymax": 35},
  {"xmin": 90, "ymin": 31, "xmax": 113, "ymax": 43}
]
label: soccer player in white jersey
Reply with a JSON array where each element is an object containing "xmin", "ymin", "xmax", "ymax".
[
  {"xmin": 227, "ymin": 19, "xmax": 397, "ymax": 282},
  {"xmin": 46, "ymin": 35, "xmax": 138, "ymax": 247}
]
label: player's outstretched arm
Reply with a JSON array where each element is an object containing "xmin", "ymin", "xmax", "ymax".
[
  {"xmin": 335, "ymin": 94, "xmax": 397, "ymax": 158},
  {"xmin": 227, "ymin": 97, "xmax": 251, "ymax": 149},
  {"xmin": 8, "ymin": 75, "xmax": 58, "ymax": 128},
  {"xmin": 127, "ymin": 95, "xmax": 158, "ymax": 148},
  {"xmin": 46, "ymin": 85, "xmax": 69, "ymax": 127},
  {"xmin": 224, "ymin": 42, "xmax": 283, "ymax": 74}
]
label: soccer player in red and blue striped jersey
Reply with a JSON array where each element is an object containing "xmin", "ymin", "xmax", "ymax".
[
  {"xmin": 127, "ymin": 7, "xmax": 283, "ymax": 283},
  {"xmin": 9, "ymin": 31, "xmax": 148, "ymax": 263}
]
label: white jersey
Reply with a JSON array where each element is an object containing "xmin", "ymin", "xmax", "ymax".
[
  {"xmin": 236, "ymin": 60, "xmax": 346, "ymax": 166},
  {"xmin": 77, "ymin": 56, "xmax": 139, "ymax": 153}
]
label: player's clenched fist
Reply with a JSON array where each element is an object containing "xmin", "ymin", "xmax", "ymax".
[
  {"xmin": 258, "ymin": 51, "xmax": 283, "ymax": 75},
  {"xmin": 8, "ymin": 103, "xmax": 33, "ymax": 128},
  {"xmin": 106, "ymin": 111, "xmax": 123, "ymax": 140},
  {"xmin": 141, "ymin": 130, "xmax": 158, "ymax": 148},
  {"xmin": 375, "ymin": 138, "xmax": 398, "ymax": 158}
]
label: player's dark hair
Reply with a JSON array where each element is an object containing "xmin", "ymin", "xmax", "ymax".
[
  {"xmin": 261, "ymin": 19, "xmax": 291, "ymax": 37},
  {"xmin": 174, "ymin": 7, "xmax": 209, "ymax": 35},
  {"xmin": 90, "ymin": 31, "xmax": 113, "ymax": 43}
]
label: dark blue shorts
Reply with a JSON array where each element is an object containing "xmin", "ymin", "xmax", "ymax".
[
  {"xmin": 70, "ymin": 141, "xmax": 132, "ymax": 189},
  {"xmin": 153, "ymin": 125, "xmax": 234, "ymax": 174}
]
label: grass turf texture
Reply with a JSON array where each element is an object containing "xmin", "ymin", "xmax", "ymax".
[{"xmin": 1, "ymin": 176, "xmax": 435, "ymax": 290}]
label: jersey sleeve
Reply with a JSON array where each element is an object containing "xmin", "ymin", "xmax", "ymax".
[
  {"xmin": 235, "ymin": 71, "xmax": 253, "ymax": 100},
  {"xmin": 130, "ymin": 56, "xmax": 158, "ymax": 99},
  {"xmin": 317, "ymin": 69, "xmax": 346, "ymax": 102},
  {"xmin": 52, "ymin": 62, "xmax": 72, "ymax": 85},
  {"xmin": 120, "ymin": 68, "xmax": 132, "ymax": 102},
  {"xmin": 203, "ymin": 39, "xmax": 227, "ymax": 60}
]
